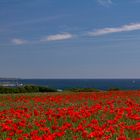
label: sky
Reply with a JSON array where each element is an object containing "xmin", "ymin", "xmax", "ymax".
[{"xmin": 1, "ymin": 0, "xmax": 140, "ymax": 79}]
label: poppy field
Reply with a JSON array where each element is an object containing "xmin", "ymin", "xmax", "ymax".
[{"xmin": 0, "ymin": 91, "xmax": 140, "ymax": 140}]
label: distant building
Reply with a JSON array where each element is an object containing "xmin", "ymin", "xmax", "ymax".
[
  {"xmin": 57, "ymin": 89, "xmax": 63, "ymax": 92},
  {"xmin": 0, "ymin": 82, "xmax": 23, "ymax": 87}
]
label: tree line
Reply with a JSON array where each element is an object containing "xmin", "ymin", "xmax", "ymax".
[{"xmin": 0, "ymin": 85, "xmax": 57, "ymax": 93}]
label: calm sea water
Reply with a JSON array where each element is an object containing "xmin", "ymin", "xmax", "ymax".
[{"xmin": 18, "ymin": 79, "xmax": 140, "ymax": 90}]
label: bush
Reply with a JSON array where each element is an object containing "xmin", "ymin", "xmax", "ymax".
[
  {"xmin": 108, "ymin": 87, "xmax": 120, "ymax": 91},
  {"xmin": 66, "ymin": 88, "xmax": 100, "ymax": 92},
  {"xmin": 38, "ymin": 86, "xmax": 56, "ymax": 92},
  {"xmin": 0, "ymin": 85, "xmax": 57, "ymax": 94}
]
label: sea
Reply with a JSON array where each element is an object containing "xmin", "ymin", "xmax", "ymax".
[
  {"xmin": 17, "ymin": 79, "xmax": 140, "ymax": 90},
  {"xmin": 1, "ymin": 79, "xmax": 140, "ymax": 90}
]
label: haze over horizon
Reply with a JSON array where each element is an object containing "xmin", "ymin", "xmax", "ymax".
[{"xmin": 1, "ymin": 0, "xmax": 140, "ymax": 78}]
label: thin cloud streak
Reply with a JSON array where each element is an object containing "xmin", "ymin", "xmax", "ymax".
[
  {"xmin": 11, "ymin": 33, "xmax": 74, "ymax": 46},
  {"xmin": 10, "ymin": 23, "xmax": 140, "ymax": 46},
  {"xmin": 12, "ymin": 38, "xmax": 28, "ymax": 45},
  {"xmin": 3, "ymin": 15, "xmax": 69, "ymax": 28},
  {"xmin": 97, "ymin": 0, "xmax": 112, "ymax": 7},
  {"xmin": 41, "ymin": 33, "xmax": 73, "ymax": 42},
  {"xmin": 88, "ymin": 23, "xmax": 140, "ymax": 36}
]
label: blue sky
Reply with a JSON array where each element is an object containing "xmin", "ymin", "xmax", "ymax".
[{"xmin": 1, "ymin": 0, "xmax": 140, "ymax": 78}]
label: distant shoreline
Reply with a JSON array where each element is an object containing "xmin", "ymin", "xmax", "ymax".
[{"xmin": 1, "ymin": 79, "xmax": 140, "ymax": 90}]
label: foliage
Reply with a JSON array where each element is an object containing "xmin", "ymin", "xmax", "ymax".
[
  {"xmin": 0, "ymin": 85, "xmax": 57, "ymax": 94},
  {"xmin": 66, "ymin": 88, "xmax": 100, "ymax": 92},
  {"xmin": 108, "ymin": 87, "xmax": 121, "ymax": 91}
]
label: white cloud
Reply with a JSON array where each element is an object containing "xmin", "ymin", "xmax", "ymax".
[
  {"xmin": 97, "ymin": 0, "xmax": 112, "ymax": 7},
  {"xmin": 12, "ymin": 38, "xmax": 27, "ymax": 45},
  {"xmin": 41, "ymin": 33, "xmax": 73, "ymax": 42},
  {"xmin": 88, "ymin": 23, "xmax": 140, "ymax": 36}
]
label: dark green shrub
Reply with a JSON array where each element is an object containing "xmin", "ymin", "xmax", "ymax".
[
  {"xmin": 0, "ymin": 85, "xmax": 56, "ymax": 94},
  {"xmin": 108, "ymin": 87, "xmax": 120, "ymax": 91},
  {"xmin": 66, "ymin": 88, "xmax": 100, "ymax": 92},
  {"xmin": 38, "ymin": 86, "xmax": 57, "ymax": 92}
]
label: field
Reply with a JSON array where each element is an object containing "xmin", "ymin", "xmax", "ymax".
[{"xmin": 0, "ymin": 91, "xmax": 140, "ymax": 140}]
